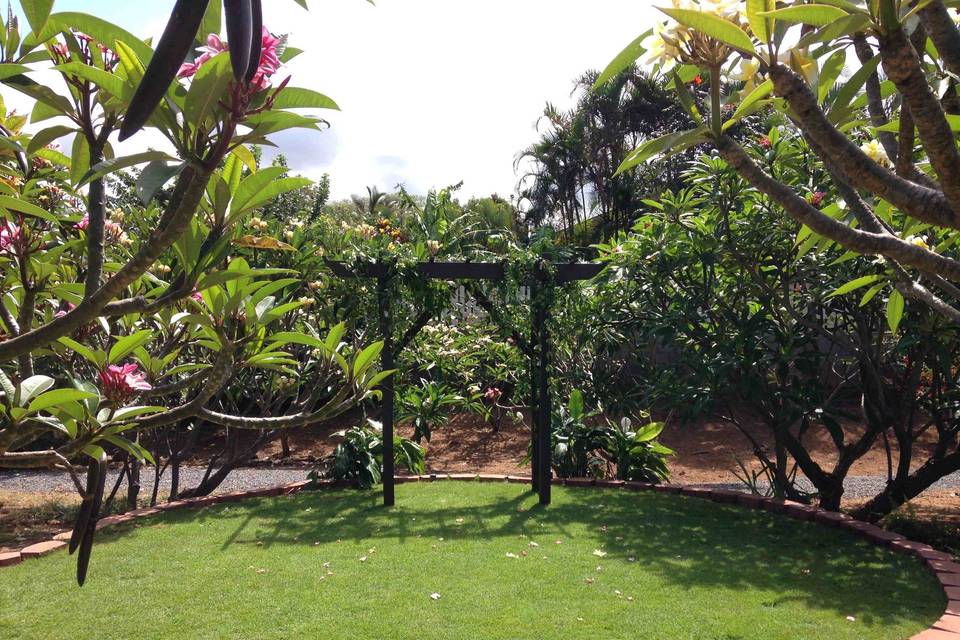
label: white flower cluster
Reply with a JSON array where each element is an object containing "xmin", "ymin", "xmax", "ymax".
[{"xmin": 643, "ymin": 0, "xmax": 748, "ymax": 69}]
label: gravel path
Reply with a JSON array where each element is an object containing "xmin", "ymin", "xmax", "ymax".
[
  {"xmin": 0, "ymin": 467, "xmax": 310, "ymax": 497},
  {"xmin": 3, "ymin": 467, "xmax": 960, "ymax": 499}
]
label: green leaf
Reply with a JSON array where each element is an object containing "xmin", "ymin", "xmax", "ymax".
[
  {"xmin": 232, "ymin": 177, "xmax": 312, "ymax": 216},
  {"xmin": 55, "ymin": 62, "xmax": 129, "ymax": 100},
  {"xmin": 136, "ymin": 161, "xmax": 183, "ymax": 204},
  {"xmin": 659, "ymin": 8, "xmax": 756, "ymax": 54},
  {"xmin": 79, "ymin": 151, "xmax": 176, "ymax": 187},
  {"xmin": 616, "ymin": 128, "xmax": 708, "ymax": 175},
  {"xmin": 859, "ymin": 283, "xmax": 885, "ymax": 307},
  {"xmin": 199, "ymin": 1, "xmax": 222, "ymax": 44},
  {"xmin": 759, "ymin": 4, "xmax": 849, "ymax": 26},
  {"xmin": 746, "ymin": 0, "xmax": 775, "ymax": 43},
  {"xmin": 818, "ymin": 49, "xmax": 846, "ymax": 103},
  {"xmin": 184, "ymin": 51, "xmax": 232, "ymax": 126},
  {"xmin": 568, "ymin": 389, "xmax": 585, "ymax": 419},
  {"xmin": 0, "ymin": 63, "xmax": 30, "ymax": 81},
  {"xmin": 48, "ymin": 13, "xmax": 153, "ymax": 62},
  {"xmin": 18, "ymin": 375, "xmax": 55, "ymax": 406},
  {"xmin": 673, "ymin": 71, "xmax": 703, "ymax": 123},
  {"xmin": 797, "ymin": 13, "xmax": 871, "ymax": 48},
  {"xmin": 728, "ymin": 79, "xmax": 773, "ymax": 124},
  {"xmin": 26, "ymin": 125, "xmax": 75, "ymax": 156},
  {"xmin": 58, "ymin": 336, "xmax": 104, "ymax": 367},
  {"xmin": 28, "ymin": 389, "xmax": 98, "ymax": 414},
  {"xmin": 108, "ymin": 329, "xmax": 154, "ymax": 364},
  {"xmin": 269, "ymin": 331, "xmax": 324, "ymax": 349},
  {"xmin": 0, "ymin": 195, "xmax": 58, "ymax": 222},
  {"xmin": 593, "ymin": 30, "xmax": 651, "ymax": 90},
  {"xmin": 22, "ymin": 0, "xmax": 54, "ymax": 36},
  {"xmin": 828, "ymin": 55, "xmax": 881, "ymax": 121},
  {"xmin": 887, "ymin": 289, "xmax": 905, "ymax": 332},
  {"xmin": 829, "ymin": 274, "xmax": 882, "ymax": 297},
  {"xmin": 634, "ymin": 421, "xmax": 665, "ymax": 442},
  {"xmin": 231, "ymin": 166, "xmax": 288, "ymax": 216},
  {"xmin": 352, "ymin": 342, "xmax": 384, "ymax": 378},
  {"xmin": 271, "ymin": 88, "xmax": 340, "ymax": 111},
  {"xmin": 70, "ymin": 133, "xmax": 90, "ymax": 187}
]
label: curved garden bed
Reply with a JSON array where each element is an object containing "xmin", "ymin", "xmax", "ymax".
[{"xmin": 0, "ymin": 478, "xmax": 949, "ymax": 639}]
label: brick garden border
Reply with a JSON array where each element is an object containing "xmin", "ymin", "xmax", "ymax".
[{"xmin": 1, "ymin": 474, "xmax": 956, "ymax": 639}]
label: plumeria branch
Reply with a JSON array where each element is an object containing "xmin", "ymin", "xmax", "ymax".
[
  {"xmin": 767, "ymin": 64, "xmax": 959, "ymax": 229},
  {"xmin": 918, "ymin": 1, "xmax": 960, "ymax": 78},
  {"xmin": 0, "ymin": 164, "xmax": 211, "ymax": 363},
  {"xmin": 877, "ymin": 25, "xmax": 960, "ymax": 214},
  {"xmin": 716, "ymin": 136, "xmax": 960, "ymax": 300}
]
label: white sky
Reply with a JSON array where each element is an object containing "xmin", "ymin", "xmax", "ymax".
[{"xmin": 8, "ymin": 0, "xmax": 660, "ymax": 201}]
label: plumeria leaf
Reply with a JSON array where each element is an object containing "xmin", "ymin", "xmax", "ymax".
[
  {"xmin": 659, "ymin": 8, "xmax": 756, "ymax": 55},
  {"xmin": 759, "ymin": 4, "xmax": 849, "ymax": 26},
  {"xmin": 270, "ymin": 88, "xmax": 339, "ymax": 111},
  {"xmin": 746, "ymin": 0, "xmax": 776, "ymax": 43},
  {"xmin": 0, "ymin": 195, "xmax": 58, "ymax": 222},
  {"xmin": 616, "ymin": 127, "xmax": 709, "ymax": 175},
  {"xmin": 108, "ymin": 329, "xmax": 154, "ymax": 364},
  {"xmin": 593, "ymin": 30, "xmax": 651, "ymax": 91},
  {"xmin": 18, "ymin": 375, "xmax": 55, "ymax": 406},
  {"xmin": 79, "ymin": 151, "xmax": 176, "ymax": 187},
  {"xmin": 28, "ymin": 389, "xmax": 99, "ymax": 414},
  {"xmin": 829, "ymin": 274, "xmax": 882, "ymax": 297},
  {"xmin": 887, "ymin": 289, "xmax": 905, "ymax": 332}
]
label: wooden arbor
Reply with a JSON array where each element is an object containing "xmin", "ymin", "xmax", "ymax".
[{"xmin": 326, "ymin": 260, "xmax": 603, "ymax": 507}]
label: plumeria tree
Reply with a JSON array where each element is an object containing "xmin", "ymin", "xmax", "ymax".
[
  {"xmin": 598, "ymin": 0, "xmax": 960, "ymax": 516},
  {"xmin": 0, "ymin": 0, "xmax": 389, "ymax": 583}
]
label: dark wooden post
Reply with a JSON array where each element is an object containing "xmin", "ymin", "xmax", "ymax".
[
  {"xmin": 534, "ymin": 264, "xmax": 552, "ymax": 505},
  {"xmin": 377, "ymin": 274, "xmax": 395, "ymax": 507},
  {"xmin": 529, "ymin": 288, "xmax": 539, "ymax": 493}
]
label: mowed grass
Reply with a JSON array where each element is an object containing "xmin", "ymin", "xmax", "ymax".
[{"xmin": 0, "ymin": 483, "xmax": 944, "ymax": 640}]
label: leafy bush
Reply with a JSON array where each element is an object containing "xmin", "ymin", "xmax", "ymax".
[
  {"xmin": 396, "ymin": 378, "xmax": 468, "ymax": 443},
  {"xmin": 311, "ymin": 420, "xmax": 425, "ymax": 489},
  {"xmin": 605, "ymin": 417, "xmax": 673, "ymax": 483},
  {"xmin": 549, "ymin": 390, "xmax": 672, "ymax": 482}
]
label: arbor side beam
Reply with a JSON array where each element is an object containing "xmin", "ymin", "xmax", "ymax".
[
  {"xmin": 529, "ymin": 289, "xmax": 539, "ymax": 494},
  {"xmin": 377, "ymin": 275, "xmax": 395, "ymax": 507},
  {"xmin": 535, "ymin": 266, "xmax": 552, "ymax": 506}
]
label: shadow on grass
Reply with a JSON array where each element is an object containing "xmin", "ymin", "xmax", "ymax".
[{"xmin": 103, "ymin": 483, "xmax": 943, "ymax": 629}]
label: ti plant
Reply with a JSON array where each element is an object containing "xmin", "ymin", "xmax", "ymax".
[{"xmin": 0, "ymin": 0, "xmax": 385, "ymax": 584}]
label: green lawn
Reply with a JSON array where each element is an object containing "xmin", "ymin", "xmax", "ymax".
[{"xmin": 0, "ymin": 483, "xmax": 943, "ymax": 640}]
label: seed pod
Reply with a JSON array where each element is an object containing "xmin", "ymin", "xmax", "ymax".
[
  {"xmin": 76, "ymin": 457, "xmax": 107, "ymax": 587},
  {"xmin": 224, "ymin": 0, "xmax": 253, "ymax": 82},
  {"xmin": 245, "ymin": 0, "xmax": 263, "ymax": 83},
  {"xmin": 118, "ymin": 0, "xmax": 211, "ymax": 141},
  {"xmin": 68, "ymin": 460, "xmax": 100, "ymax": 554}
]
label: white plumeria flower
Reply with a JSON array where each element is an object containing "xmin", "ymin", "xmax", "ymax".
[
  {"xmin": 860, "ymin": 139, "xmax": 891, "ymax": 166},
  {"xmin": 730, "ymin": 57, "xmax": 761, "ymax": 90},
  {"xmin": 642, "ymin": 23, "xmax": 680, "ymax": 72}
]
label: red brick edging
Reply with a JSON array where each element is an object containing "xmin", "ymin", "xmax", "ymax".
[{"xmin": 2, "ymin": 475, "xmax": 955, "ymax": 638}]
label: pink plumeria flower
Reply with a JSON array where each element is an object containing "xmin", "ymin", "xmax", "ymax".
[
  {"xmin": 74, "ymin": 214, "xmax": 90, "ymax": 231},
  {"xmin": 99, "ymin": 363, "xmax": 153, "ymax": 405},
  {"xmin": 54, "ymin": 302, "xmax": 77, "ymax": 319},
  {"xmin": 0, "ymin": 221, "xmax": 23, "ymax": 254},
  {"xmin": 178, "ymin": 28, "xmax": 283, "ymax": 93}
]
